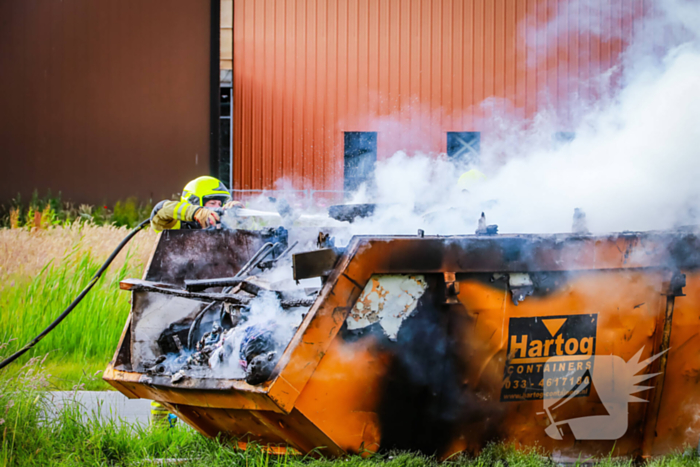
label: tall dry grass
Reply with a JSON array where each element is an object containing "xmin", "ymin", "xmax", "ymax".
[
  {"xmin": 0, "ymin": 222, "xmax": 157, "ymax": 284},
  {"xmin": 0, "ymin": 223, "xmax": 157, "ymax": 387}
]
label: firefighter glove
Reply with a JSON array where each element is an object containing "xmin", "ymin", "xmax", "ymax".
[
  {"xmin": 223, "ymin": 200, "xmax": 243, "ymax": 210},
  {"xmin": 194, "ymin": 207, "xmax": 220, "ymax": 228}
]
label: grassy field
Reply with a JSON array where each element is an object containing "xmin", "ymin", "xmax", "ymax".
[
  {"xmin": 0, "ymin": 223, "xmax": 157, "ymax": 390},
  {"xmin": 1, "ymin": 358, "xmax": 700, "ymax": 466}
]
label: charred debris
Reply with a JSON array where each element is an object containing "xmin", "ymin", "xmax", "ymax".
[
  {"xmin": 119, "ymin": 204, "xmax": 374, "ymax": 387},
  {"xmin": 120, "ymin": 225, "xmax": 326, "ymax": 386}
]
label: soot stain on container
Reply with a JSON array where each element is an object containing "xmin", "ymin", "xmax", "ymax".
[{"xmin": 374, "ymin": 279, "xmax": 506, "ymax": 456}]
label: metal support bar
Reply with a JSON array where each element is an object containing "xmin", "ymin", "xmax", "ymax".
[
  {"xmin": 641, "ymin": 272, "xmax": 686, "ymax": 458},
  {"xmin": 209, "ymin": 0, "xmax": 221, "ymax": 178},
  {"xmin": 121, "ymin": 279, "xmax": 251, "ymax": 305},
  {"xmin": 121, "ymin": 278, "xmax": 312, "ymax": 309},
  {"xmin": 185, "ymin": 277, "xmax": 247, "ymax": 291}
]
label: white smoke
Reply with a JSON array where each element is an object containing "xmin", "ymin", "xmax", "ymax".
[
  {"xmin": 208, "ymin": 292, "xmax": 306, "ymax": 379},
  {"xmin": 483, "ymin": 43, "xmax": 700, "ymax": 234},
  {"xmin": 344, "ymin": 0, "xmax": 700, "ymax": 236}
]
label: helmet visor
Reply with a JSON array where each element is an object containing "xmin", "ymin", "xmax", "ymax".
[{"xmin": 202, "ymin": 194, "xmax": 231, "ymax": 206}]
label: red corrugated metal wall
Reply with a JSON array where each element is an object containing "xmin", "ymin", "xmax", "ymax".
[{"xmin": 232, "ymin": 0, "xmax": 655, "ymax": 193}]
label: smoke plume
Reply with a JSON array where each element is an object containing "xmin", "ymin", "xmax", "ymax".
[{"xmin": 347, "ymin": 0, "xmax": 700, "ymax": 236}]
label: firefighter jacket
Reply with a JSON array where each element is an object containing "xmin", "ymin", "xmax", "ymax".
[{"xmin": 150, "ymin": 200, "xmax": 201, "ymax": 232}]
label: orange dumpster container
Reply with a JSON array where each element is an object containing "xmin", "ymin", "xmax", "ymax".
[{"xmin": 104, "ymin": 228, "xmax": 700, "ymax": 461}]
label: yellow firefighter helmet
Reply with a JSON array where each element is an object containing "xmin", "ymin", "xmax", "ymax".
[
  {"xmin": 181, "ymin": 176, "xmax": 231, "ymax": 206},
  {"xmin": 457, "ymin": 169, "xmax": 487, "ymax": 191}
]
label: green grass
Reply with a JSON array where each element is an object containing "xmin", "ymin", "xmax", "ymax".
[
  {"xmin": 1, "ymin": 365, "xmax": 699, "ymax": 467},
  {"xmin": 37, "ymin": 359, "xmax": 112, "ymax": 391},
  {"xmin": 0, "ymin": 245, "xmax": 140, "ymax": 390},
  {"xmin": 1, "ymin": 363, "xmax": 699, "ymax": 467}
]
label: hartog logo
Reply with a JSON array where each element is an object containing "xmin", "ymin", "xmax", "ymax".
[{"xmin": 501, "ymin": 314, "xmax": 598, "ymax": 402}]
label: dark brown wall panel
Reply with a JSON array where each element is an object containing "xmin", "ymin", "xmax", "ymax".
[{"xmin": 0, "ymin": 0, "xmax": 211, "ymax": 205}]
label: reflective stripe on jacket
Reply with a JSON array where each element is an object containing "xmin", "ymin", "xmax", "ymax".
[{"xmin": 150, "ymin": 200, "xmax": 201, "ymax": 232}]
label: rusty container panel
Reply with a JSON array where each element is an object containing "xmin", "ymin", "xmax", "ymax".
[
  {"xmin": 232, "ymin": 0, "xmax": 647, "ymax": 193},
  {"xmin": 105, "ymin": 229, "xmax": 700, "ymax": 460}
]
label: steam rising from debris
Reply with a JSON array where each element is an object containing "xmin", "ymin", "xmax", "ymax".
[
  {"xmin": 347, "ymin": 0, "xmax": 700, "ymax": 235},
  {"xmin": 208, "ymin": 293, "xmax": 306, "ymax": 380}
]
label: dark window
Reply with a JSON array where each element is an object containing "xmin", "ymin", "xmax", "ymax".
[
  {"xmin": 344, "ymin": 132, "xmax": 377, "ymax": 192},
  {"xmin": 219, "ymin": 87, "xmax": 232, "ymax": 187},
  {"xmin": 553, "ymin": 131, "xmax": 575, "ymax": 145},
  {"xmin": 447, "ymin": 132, "xmax": 480, "ymax": 164},
  {"xmin": 220, "ymin": 86, "xmax": 231, "ymax": 117}
]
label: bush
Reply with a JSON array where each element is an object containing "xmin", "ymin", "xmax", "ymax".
[
  {"xmin": 112, "ymin": 197, "xmax": 153, "ymax": 228},
  {"xmin": 1, "ymin": 191, "xmax": 153, "ymax": 228}
]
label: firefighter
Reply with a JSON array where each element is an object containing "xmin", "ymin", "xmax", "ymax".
[
  {"xmin": 457, "ymin": 168, "xmax": 487, "ymax": 192},
  {"xmin": 149, "ymin": 175, "xmax": 239, "ymax": 428},
  {"xmin": 150, "ymin": 176, "xmax": 240, "ymax": 231}
]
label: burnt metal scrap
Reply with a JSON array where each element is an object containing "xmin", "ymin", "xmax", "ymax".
[
  {"xmin": 123, "ymin": 278, "xmax": 317, "ymax": 310},
  {"xmin": 258, "ymin": 241, "xmax": 299, "ymax": 270},
  {"xmin": 328, "ymin": 203, "xmax": 376, "ymax": 223},
  {"xmin": 292, "ymin": 248, "xmax": 343, "ymax": 280},
  {"xmin": 184, "ymin": 277, "xmax": 255, "ymax": 292},
  {"xmin": 116, "ymin": 226, "xmax": 320, "ymax": 387},
  {"xmin": 475, "ymin": 212, "xmax": 499, "ymax": 235},
  {"xmin": 138, "ymin": 279, "xmax": 314, "ymax": 384},
  {"xmin": 122, "ymin": 279, "xmax": 252, "ymax": 305},
  {"xmin": 184, "ymin": 275, "xmax": 310, "ymax": 303}
]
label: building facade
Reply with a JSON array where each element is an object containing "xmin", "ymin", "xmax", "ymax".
[
  {"xmin": 0, "ymin": 0, "xmax": 662, "ymax": 205},
  {"xmin": 231, "ymin": 0, "xmax": 658, "ymax": 200}
]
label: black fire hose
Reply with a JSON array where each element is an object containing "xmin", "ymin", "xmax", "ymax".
[{"xmin": 0, "ymin": 218, "xmax": 151, "ymax": 371}]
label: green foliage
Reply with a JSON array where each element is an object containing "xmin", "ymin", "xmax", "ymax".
[
  {"xmin": 0, "ymin": 357, "xmax": 198, "ymax": 466},
  {"xmin": 1, "ymin": 191, "xmax": 152, "ymax": 228},
  {"xmin": 112, "ymin": 197, "xmax": 153, "ymax": 228}
]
